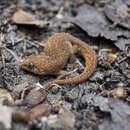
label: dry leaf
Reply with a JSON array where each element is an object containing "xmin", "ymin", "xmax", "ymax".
[
  {"xmin": 13, "ymin": 9, "xmax": 49, "ymax": 28},
  {"xmin": 12, "ymin": 105, "xmax": 50, "ymax": 122},
  {"xmin": 30, "ymin": 105, "xmax": 50, "ymax": 120}
]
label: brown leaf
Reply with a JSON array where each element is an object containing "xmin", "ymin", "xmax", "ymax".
[
  {"xmin": 14, "ymin": 86, "xmax": 46, "ymax": 108},
  {"xmin": 29, "ymin": 105, "xmax": 50, "ymax": 120},
  {"xmin": 12, "ymin": 105, "xmax": 50, "ymax": 122},
  {"xmin": 13, "ymin": 9, "xmax": 49, "ymax": 28}
]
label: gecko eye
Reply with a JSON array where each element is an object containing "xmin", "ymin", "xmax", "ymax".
[{"xmin": 27, "ymin": 63, "xmax": 35, "ymax": 69}]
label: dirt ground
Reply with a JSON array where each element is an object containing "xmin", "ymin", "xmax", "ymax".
[{"xmin": 0, "ymin": 0, "xmax": 130, "ymax": 130}]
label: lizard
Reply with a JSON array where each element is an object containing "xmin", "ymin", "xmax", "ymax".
[{"xmin": 21, "ymin": 33, "xmax": 97, "ymax": 90}]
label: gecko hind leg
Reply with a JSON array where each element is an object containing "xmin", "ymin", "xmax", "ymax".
[
  {"xmin": 68, "ymin": 45, "xmax": 78, "ymax": 69},
  {"xmin": 56, "ymin": 70, "xmax": 71, "ymax": 79},
  {"xmin": 56, "ymin": 69, "xmax": 78, "ymax": 80}
]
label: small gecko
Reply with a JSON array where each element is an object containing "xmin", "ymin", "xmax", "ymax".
[{"xmin": 21, "ymin": 33, "xmax": 97, "ymax": 90}]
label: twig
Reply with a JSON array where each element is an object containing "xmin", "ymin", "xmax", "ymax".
[
  {"xmin": 4, "ymin": 47, "xmax": 23, "ymax": 62},
  {"xmin": 118, "ymin": 57, "xmax": 127, "ymax": 64}
]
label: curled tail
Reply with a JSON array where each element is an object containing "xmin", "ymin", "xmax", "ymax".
[{"xmin": 44, "ymin": 33, "xmax": 97, "ymax": 90}]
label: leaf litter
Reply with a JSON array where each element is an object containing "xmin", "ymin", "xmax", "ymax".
[{"xmin": 67, "ymin": 3, "xmax": 130, "ymax": 50}]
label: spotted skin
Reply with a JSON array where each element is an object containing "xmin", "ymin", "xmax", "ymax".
[{"xmin": 21, "ymin": 33, "xmax": 97, "ymax": 90}]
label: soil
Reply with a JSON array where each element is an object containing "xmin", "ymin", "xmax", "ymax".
[{"xmin": 0, "ymin": 0, "xmax": 130, "ymax": 130}]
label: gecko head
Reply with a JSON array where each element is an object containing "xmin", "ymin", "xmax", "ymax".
[{"xmin": 21, "ymin": 55, "xmax": 44, "ymax": 75}]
